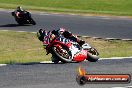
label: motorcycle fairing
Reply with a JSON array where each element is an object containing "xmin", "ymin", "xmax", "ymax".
[{"xmin": 72, "ymin": 50, "xmax": 87, "ymax": 62}]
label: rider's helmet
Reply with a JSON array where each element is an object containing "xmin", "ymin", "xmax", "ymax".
[
  {"xmin": 37, "ymin": 29, "xmax": 46, "ymax": 41},
  {"xmin": 16, "ymin": 6, "xmax": 24, "ymax": 12}
]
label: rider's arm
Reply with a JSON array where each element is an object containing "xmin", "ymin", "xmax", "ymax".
[{"xmin": 51, "ymin": 30, "xmax": 59, "ymax": 35}]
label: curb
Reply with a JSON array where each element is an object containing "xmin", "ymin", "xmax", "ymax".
[
  {"xmin": 1, "ymin": 30, "xmax": 132, "ymax": 41},
  {"xmin": 78, "ymin": 35, "xmax": 132, "ymax": 41}
]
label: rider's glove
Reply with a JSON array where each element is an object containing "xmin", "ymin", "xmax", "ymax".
[{"xmin": 79, "ymin": 40, "xmax": 85, "ymax": 46}]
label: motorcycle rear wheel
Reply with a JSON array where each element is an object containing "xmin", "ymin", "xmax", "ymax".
[
  {"xmin": 52, "ymin": 46, "xmax": 72, "ymax": 63},
  {"xmin": 51, "ymin": 54, "xmax": 59, "ymax": 64},
  {"xmin": 17, "ymin": 21, "xmax": 24, "ymax": 25}
]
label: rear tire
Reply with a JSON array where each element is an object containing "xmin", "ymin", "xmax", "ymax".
[
  {"xmin": 51, "ymin": 54, "xmax": 59, "ymax": 64},
  {"xmin": 17, "ymin": 20, "xmax": 24, "ymax": 25},
  {"xmin": 51, "ymin": 46, "xmax": 72, "ymax": 63},
  {"xmin": 11, "ymin": 12, "xmax": 15, "ymax": 16}
]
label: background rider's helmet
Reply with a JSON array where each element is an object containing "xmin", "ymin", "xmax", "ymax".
[{"xmin": 16, "ymin": 6, "xmax": 24, "ymax": 11}]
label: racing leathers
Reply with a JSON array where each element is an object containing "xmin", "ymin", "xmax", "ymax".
[{"xmin": 37, "ymin": 28, "xmax": 85, "ymax": 46}]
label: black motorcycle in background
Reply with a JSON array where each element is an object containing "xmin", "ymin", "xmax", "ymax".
[{"xmin": 12, "ymin": 10, "xmax": 36, "ymax": 25}]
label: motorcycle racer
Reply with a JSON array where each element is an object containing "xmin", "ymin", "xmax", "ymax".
[
  {"xmin": 12, "ymin": 6, "xmax": 36, "ymax": 25},
  {"xmin": 12, "ymin": 6, "xmax": 27, "ymax": 18},
  {"xmin": 37, "ymin": 28, "xmax": 85, "ymax": 46},
  {"xmin": 37, "ymin": 28, "xmax": 99, "ymax": 63}
]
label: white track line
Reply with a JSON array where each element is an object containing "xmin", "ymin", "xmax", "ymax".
[
  {"xmin": 40, "ymin": 56, "xmax": 132, "ymax": 64},
  {"xmin": 0, "ymin": 56, "xmax": 132, "ymax": 66},
  {"xmin": 100, "ymin": 56, "xmax": 132, "ymax": 60},
  {"xmin": 0, "ymin": 64, "xmax": 7, "ymax": 66},
  {"xmin": 40, "ymin": 61, "xmax": 54, "ymax": 64}
]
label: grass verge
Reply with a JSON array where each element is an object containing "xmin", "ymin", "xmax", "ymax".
[
  {"xmin": 0, "ymin": 0, "xmax": 132, "ymax": 16},
  {"xmin": 0, "ymin": 30, "xmax": 132, "ymax": 64},
  {"xmin": 82, "ymin": 37, "xmax": 132, "ymax": 58},
  {"xmin": 0, "ymin": 30, "xmax": 51, "ymax": 64},
  {"xmin": 0, "ymin": 31, "xmax": 132, "ymax": 64}
]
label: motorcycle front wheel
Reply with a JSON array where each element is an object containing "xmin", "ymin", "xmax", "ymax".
[
  {"xmin": 29, "ymin": 18, "xmax": 36, "ymax": 25},
  {"xmin": 87, "ymin": 48, "xmax": 99, "ymax": 62}
]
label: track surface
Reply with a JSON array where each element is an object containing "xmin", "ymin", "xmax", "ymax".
[
  {"xmin": 0, "ymin": 10, "xmax": 132, "ymax": 88},
  {"xmin": 0, "ymin": 58, "xmax": 132, "ymax": 88},
  {"xmin": 0, "ymin": 10, "xmax": 132, "ymax": 39}
]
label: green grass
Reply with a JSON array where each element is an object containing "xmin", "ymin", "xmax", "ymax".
[
  {"xmin": 0, "ymin": 30, "xmax": 132, "ymax": 64},
  {"xmin": 0, "ymin": 31, "xmax": 51, "ymax": 64},
  {"xmin": 83, "ymin": 38, "xmax": 132, "ymax": 58},
  {"xmin": 0, "ymin": 0, "xmax": 132, "ymax": 16}
]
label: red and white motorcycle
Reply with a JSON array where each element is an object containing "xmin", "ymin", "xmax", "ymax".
[{"xmin": 44, "ymin": 32, "xmax": 99, "ymax": 63}]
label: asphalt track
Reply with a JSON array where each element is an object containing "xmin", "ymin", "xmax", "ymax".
[
  {"xmin": 0, "ymin": 9, "xmax": 132, "ymax": 39},
  {"xmin": 0, "ymin": 9, "xmax": 132, "ymax": 88},
  {"xmin": 0, "ymin": 58, "xmax": 132, "ymax": 88}
]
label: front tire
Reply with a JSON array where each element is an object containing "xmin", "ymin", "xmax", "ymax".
[
  {"xmin": 29, "ymin": 18, "xmax": 36, "ymax": 25},
  {"xmin": 87, "ymin": 53, "xmax": 99, "ymax": 62},
  {"xmin": 87, "ymin": 48, "xmax": 99, "ymax": 62},
  {"xmin": 30, "ymin": 19, "xmax": 36, "ymax": 25},
  {"xmin": 11, "ymin": 12, "xmax": 15, "ymax": 16}
]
